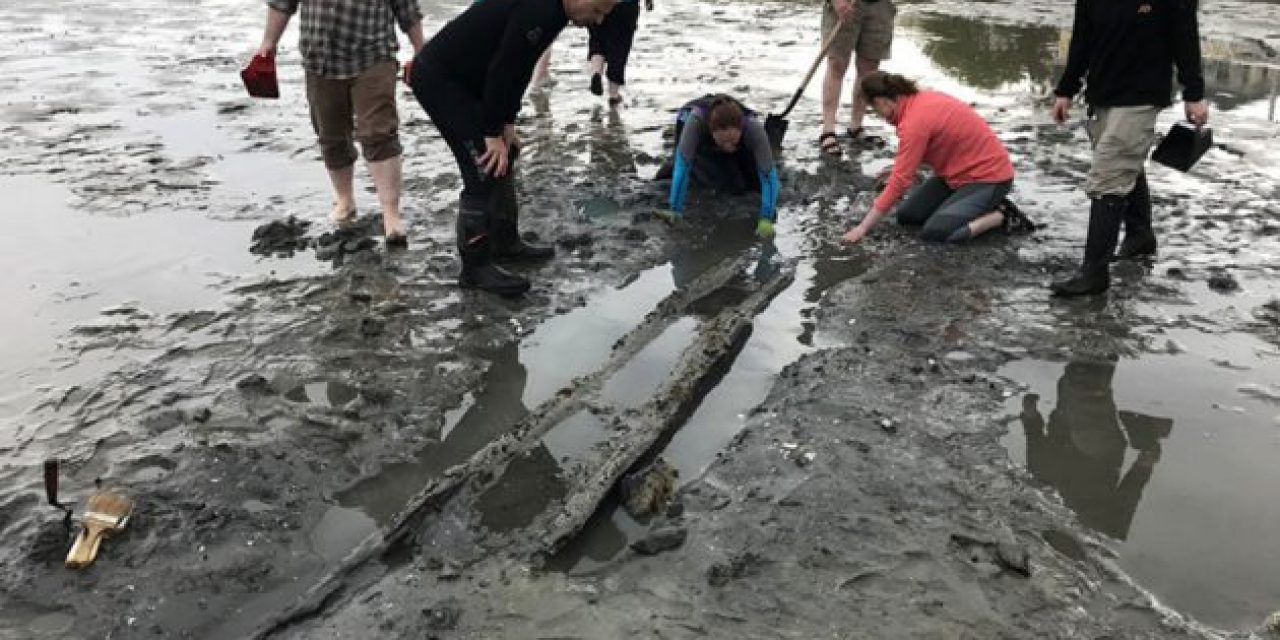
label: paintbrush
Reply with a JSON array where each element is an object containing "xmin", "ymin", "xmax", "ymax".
[{"xmin": 65, "ymin": 489, "xmax": 133, "ymax": 569}]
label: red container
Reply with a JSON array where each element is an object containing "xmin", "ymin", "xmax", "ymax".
[{"xmin": 240, "ymin": 54, "xmax": 279, "ymax": 99}]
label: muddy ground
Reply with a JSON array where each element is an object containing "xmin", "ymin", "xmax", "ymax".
[{"xmin": 2, "ymin": 0, "xmax": 1279, "ymax": 638}]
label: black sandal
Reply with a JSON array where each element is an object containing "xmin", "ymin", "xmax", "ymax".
[
  {"xmin": 385, "ymin": 233, "xmax": 409, "ymax": 249},
  {"xmin": 818, "ymin": 131, "xmax": 841, "ymax": 156},
  {"xmin": 998, "ymin": 198, "xmax": 1037, "ymax": 233}
]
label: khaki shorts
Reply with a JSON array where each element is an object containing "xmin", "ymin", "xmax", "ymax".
[
  {"xmin": 1084, "ymin": 105, "xmax": 1160, "ymax": 197},
  {"xmin": 822, "ymin": 0, "xmax": 896, "ymax": 61},
  {"xmin": 305, "ymin": 60, "xmax": 402, "ymax": 170}
]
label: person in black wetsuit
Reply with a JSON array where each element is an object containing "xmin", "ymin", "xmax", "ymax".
[
  {"xmin": 655, "ymin": 94, "xmax": 781, "ymax": 239},
  {"xmin": 408, "ymin": 0, "xmax": 620, "ymax": 297}
]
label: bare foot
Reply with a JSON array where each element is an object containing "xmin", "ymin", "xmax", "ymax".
[
  {"xmin": 330, "ymin": 201, "xmax": 356, "ymax": 224},
  {"xmin": 382, "ymin": 213, "xmax": 406, "ymax": 244}
]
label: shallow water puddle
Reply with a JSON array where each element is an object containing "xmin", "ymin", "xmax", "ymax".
[
  {"xmin": 1000, "ymin": 329, "xmax": 1280, "ymax": 629},
  {"xmin": 337, "ymin": 264, "xmax": 679, "ymax": 524},
  {"xmin": 551, "ymin": 239, "xmax": 869, "ymax": 572}
]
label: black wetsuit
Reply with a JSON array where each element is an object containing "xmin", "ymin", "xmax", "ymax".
[{"xmin": 410, "ymin": 0, "xmax": 566, "ymax": 208}]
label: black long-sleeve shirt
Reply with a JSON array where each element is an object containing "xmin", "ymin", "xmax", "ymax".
[
  {"xmin": 418, "ymin": 0, "xmax": 566, "ymax": 136},
  {"xmin": 1055, "ymin": 0, "xmax": 1205, "ymax": 108}
]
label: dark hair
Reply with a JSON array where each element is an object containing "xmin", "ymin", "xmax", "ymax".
[
  {"xmin": 707, "ymin": 95, "xmax": 745, "ymax": 132},
  {"xmin": 859, "ymin": 71, "xmax": 919, "ymax": 102}
]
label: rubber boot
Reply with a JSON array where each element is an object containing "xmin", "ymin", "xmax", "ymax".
[
  {"xmin": 1114, "ymin": 172, "xmax": 1157, "ymax": 260},
  {"xmin": 490, "ymin": 151, "xmax": 555, "ymax": 264},
  {"xmin": 457, "ymin": 201, "xmax": 530, "ymax": 297},
  {"xmin": 1051, "ymin": 195, "xmax": 1126, "ymax": 297}
]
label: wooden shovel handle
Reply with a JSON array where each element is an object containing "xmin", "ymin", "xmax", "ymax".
[{"xmin": 778, "ymin": 18, "xmax": 848, "ymax": 119}]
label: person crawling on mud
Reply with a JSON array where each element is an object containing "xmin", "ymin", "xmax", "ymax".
[
  {"xmin": 654, "ymin": 94, "xmax": 781, "ymax": 239},
  {"xmin": 406, "ymin": 0, "xmax": 620, "ymax": 297},
  {"xmin": 840, "ymin": 72, "xmax": 1029, "ymax": 245}
]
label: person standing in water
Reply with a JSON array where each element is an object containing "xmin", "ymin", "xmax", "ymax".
[
  {"xmin": 406, "ymin": 0, "xmax": 619, "ymax": 296},
  {"xmin": 586, "ymin": 0, "xmax": 652, "ymax": 105},
  {"xmin": 256, "ymin": 0, "xmax": 424, "ymax": 246},
  {"xmin": 1049, "ymin": 0, "xmax": 1206, "ymax": 297}
]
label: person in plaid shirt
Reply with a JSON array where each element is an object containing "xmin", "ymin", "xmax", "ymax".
[{"xmin": 257, "ymin": 0, "xmax": 425, "ymax": 247}]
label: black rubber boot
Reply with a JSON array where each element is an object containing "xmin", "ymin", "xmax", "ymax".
[
  {"xmin": 490, "ymin": 153, "xmax": 555, "ymax": 264},
  {"xmin": 1115, "ymin": 172, "xmax": 1157, "ymax": 260},
  {"xmin": 1051, "ymin": 195, "xmax": 1126, "ymax": 297},
  {"xmin": 457, "ymin": 202, "xmax": 530, "ymax": 297}
]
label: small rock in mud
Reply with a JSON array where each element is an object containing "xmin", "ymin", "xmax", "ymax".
[
  {"xmin": 437, "ymin": 560, "xmax": 462, "ymax": 581},
  {"xmin": 360, "ymin": 316, "xmax": 386, "ymax": 338},
  {"xmin": 1208, "ymin": 272, "xmax": 1240, "ymax": 293},
  {"xmin": 250, "ymin": 216, "xmax": 311, "ymax": 257},
  {"xmin": 619, "ymin": 458, "xmax": 678, "ymax": 518},
  {"xmin": 1166, "ymin": 266, "xmax": 1188, "ymax": 279},
  {"xmin": 707, "ymin": 552, "xmax": 767, "ymax": 587},
  {"xmin": 192, "ymin": 407, "xmax": 212, "ymax": 423},
  {"xmin": 631, "ymin": 526, "xmax": 688, "ymax": 556},
  {"xmin": 236, "ymin": 374, "xmax": 273, "ymax": 394},
  {"xmin": 421, "ymin": 599, "xmax": 461, "ymax": 631},
  {"xmin": 622, "ymin": 227, "xmax": 647, "ymax": 243},
  {"xmin": 557, "ymin": 232, "xmax": 594, "ymax": 250}
]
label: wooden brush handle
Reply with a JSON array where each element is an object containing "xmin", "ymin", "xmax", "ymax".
[
  {"xmin": 43, "ymin": 459, "xmax": 60, "ymax": 506},
  {"xmin": 65, "ymin": 524, "xmax": 107, "ymax": 569}
]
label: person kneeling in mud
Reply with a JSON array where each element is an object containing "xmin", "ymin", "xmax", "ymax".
[
  {"xmin": 656, "ymin": 94, "xmax": 780, "ymax": 238},
  {"xmin": 841, "ymin": 72, "xmax": 1026, "ymax": 245},
  {"xmin": 407, "ymin": 0, "xmax": 619, "ymax": 296}
]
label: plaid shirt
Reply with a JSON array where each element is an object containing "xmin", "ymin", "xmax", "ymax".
[{"xmin": 268, "ymin": 0, "xmax": 423, "ymax": 79}]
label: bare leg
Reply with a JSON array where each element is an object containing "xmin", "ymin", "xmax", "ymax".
[
  {"xmin": 532, "ymin": 47, "xmax": 553, "ymax": 87},
  {"xmin": 327, "ymin": 164, "xmax": 357, "ymax": 223},
  {"xmin": 608, "ymin": 81, "xmax": 622, "ymax": 102},
  {"xmin": 589, "ymin": 54, "xmax": 605, "ymax": 77},
  {"xmin": 848, "ymin": 55, "xmax": 881, "ymax": 134},
  {"xmin": 966, "ymin": 210, "xmax": 1005, "ymax": 239},
  {"xmin": 821, "ymin": 53, "xmax": 851, "ymax": 136},
  {"xmin": 366, "ymin": 156, "xmax": 404, "ymax": 237}
]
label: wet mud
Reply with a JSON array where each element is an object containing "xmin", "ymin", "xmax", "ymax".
[{"xmin": 2, "ymin": 0, "xmax": 1280, "ymax": 638}]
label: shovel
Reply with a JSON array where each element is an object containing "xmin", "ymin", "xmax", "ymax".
[{"xmin": 764, "ymin": 18, "xmax": 846, "ymax": 149}]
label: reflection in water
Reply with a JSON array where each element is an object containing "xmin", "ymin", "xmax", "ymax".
[
  {"xmin": 338, "ymin": 341, "xmax": 532, "ymax": 523},
  {"xmin": 906, "ymin": 13, "xmax": 1058, "ymax": 90},
  {"xmin": 1018, "ymin": 359, "xmax": 1172, "ymax": 541}
]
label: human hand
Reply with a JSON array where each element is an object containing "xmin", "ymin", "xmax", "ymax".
[
  {"xmin": 1185, "ymin": 100, "xmax": 1209, "ymax": 128},
  {"xmin": 655, "ymin": 209, "xmax": 682, "ymax": 224},
  {"xmin": 833, "ymin": 0, "xmax": 856, "ymax": 21},
  {"xmin": 503, "ymin": 124, "xmax": 520, "ymax": 150},
  {"xmin": 841, "ymin": 223, "xmax": 870, "ymax": 244},
  {"xmin": 755, "ymin": 219, "xmax": 775, "ymax": 239},
  {"xmin": 255, "ymin": 43, "xmax": 277, "ymax": 59},
  {"xmin": 1052, "ymin": 96, "xmax": 1071, "ymax": 124},
  {"xmin": 479, "ymin": 136, "xmax": 509, "ymax": 177}
]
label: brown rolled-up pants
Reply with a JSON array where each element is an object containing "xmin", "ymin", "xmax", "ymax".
[{"xmin": 304, "ymin": 60, "xmax": 402, "ymax": 170}]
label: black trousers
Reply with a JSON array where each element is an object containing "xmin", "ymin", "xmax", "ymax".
[
  {"xmin": 410, "ymin": 62, "xmax": 494, "ymax": 209},
  {"xmin": 587, "ymin": 2, "xmax": 640, "ymax": 86}
]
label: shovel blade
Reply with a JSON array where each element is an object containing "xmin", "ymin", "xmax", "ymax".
[{"xmin": 764, "ymin": 114, "xmax": 788, "ymax": 149}]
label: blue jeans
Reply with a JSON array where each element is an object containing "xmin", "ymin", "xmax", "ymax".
[{"xmin": 894, "ymin": 177, "xmax": 1013, "ymax": 243}]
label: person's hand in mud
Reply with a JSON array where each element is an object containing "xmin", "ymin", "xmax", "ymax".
[
  {"xmin": 1052, "ymin": 96, "xmax": 1072, "ymax": 124},
  {"xmin": 841, "ymin": 206, "xmax": 886, "ymax": 244},
  {"xmin": 480, "ymin": 136, "xmax": 509, "ymax": 177},
  {"xmin": 1185, "ymin": 100, "xmax": 1209, "ymax": 129},
  {"xmin": 655, "ymin": 209, "xmax": 682, "ymax": 225},
  {"xmin": 755, "ymin": 218, "xmax": 776, "ymax": 240},
  {"xmin": 832, "ymin": 0, "xmax": 857, "ymax": 21}
]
